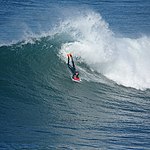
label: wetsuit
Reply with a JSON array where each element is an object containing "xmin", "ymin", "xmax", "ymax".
[{"xmin": 67, "ymin": 55, "xmax": 79, "ymax": 79}]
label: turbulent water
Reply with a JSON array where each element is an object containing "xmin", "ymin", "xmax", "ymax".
[{"xmin": 0, "ymin": 0, "xmax": 150, "ymax": 149}]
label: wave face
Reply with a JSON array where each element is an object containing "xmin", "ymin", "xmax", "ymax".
[{"xmin": 0, "ymin": 1, "xmax": 150, "ymax": 150}]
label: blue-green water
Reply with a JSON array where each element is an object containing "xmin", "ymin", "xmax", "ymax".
[{"xmin": 0, "ymin": 0, "xmax": 150, "ymax": 149}]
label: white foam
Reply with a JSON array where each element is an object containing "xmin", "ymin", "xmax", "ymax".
[{"xmin": 59, "ymin": 11, "xmax": 150, "ymax": 90}]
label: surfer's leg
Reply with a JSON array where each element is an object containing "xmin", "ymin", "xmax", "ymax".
[
  {"xmin": 68, "ymin": 56, "xmax": 75, "ymax": 74},
  {"xmin": 67, "ymin": 56, "xmax": 70, "ymax": 66},
  {"xmin": 68, "ymin": 57, "xmax": 73, "ymax": 69},
  {"xmin": 71, "ymin": 56, "xmax": 75, "ymax": 68},
  {"xmin": 68, "ymin": 65, "xmax": 74, "ymax": 74},
  {"xmin": 68, "ymin": 64, "xmax": 71, "ymax": 70}
]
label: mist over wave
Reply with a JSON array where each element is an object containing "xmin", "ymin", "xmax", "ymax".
[{"xmin": 59, "ymin": 12, "xmax": 150, "ymax": 90}]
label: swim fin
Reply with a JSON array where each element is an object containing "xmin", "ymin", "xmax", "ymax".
[{"xmin": 67, "ymin": 53, "xmax": 72, "ymax": 57}]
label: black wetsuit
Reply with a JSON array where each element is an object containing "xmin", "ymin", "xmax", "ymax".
[{"xmin": 67, "ymin": 56, "xmax": 78, "ymax": 78}]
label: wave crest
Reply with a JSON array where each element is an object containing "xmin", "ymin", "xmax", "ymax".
[{"xmin": 59, "ymin": 11, "xmax": 150, "ymax": 90}]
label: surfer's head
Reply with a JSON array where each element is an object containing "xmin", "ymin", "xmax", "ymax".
[{"xmin": 75, "ymin": 71, "xmax": 79, "ymax": 78}]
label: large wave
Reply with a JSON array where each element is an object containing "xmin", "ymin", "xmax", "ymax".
[
  {"xmin": 1, "ymin": 10, "xmax": 150, "ymax": 90},
  {"xmin": 59, "ymin": 12, "xmax": 150, "ymax": 90}
]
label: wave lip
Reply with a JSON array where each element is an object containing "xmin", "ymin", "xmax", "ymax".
[{"xmin": 59, "ymin": 12, "xmax": 150, "ymax": 90}]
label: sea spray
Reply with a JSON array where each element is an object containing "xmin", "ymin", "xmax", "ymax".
[{"xmin": 59, "ymin": 12, "xmax": 150, "ymax": 90}]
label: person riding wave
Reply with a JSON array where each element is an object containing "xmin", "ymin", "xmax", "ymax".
[{"xmin": 67, "ymin": 54, "xmax": 80, "ymax": 80}]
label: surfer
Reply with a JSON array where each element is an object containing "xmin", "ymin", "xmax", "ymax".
[{"xmin": 67, "ymin": 54, "xmax": 80, "ymax": 81}]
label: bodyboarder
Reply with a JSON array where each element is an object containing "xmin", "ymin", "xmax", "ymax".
[{"xmin": 67, "ymin": 54, "xmax": 80, "ymax": 81}]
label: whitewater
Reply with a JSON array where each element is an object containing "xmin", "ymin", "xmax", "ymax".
[{"xmin": 58, "ymin": 12, "xmax": 150, "ymax": 90}]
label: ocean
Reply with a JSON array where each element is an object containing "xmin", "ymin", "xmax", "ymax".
[{"xmin": 0, "ymin": 0, "xmax": 150, "ymax": 149}]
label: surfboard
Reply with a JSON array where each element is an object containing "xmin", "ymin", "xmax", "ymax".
[{"xmin": 71, "ymin": 77, "xmax": 81, "ymax": 83}]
